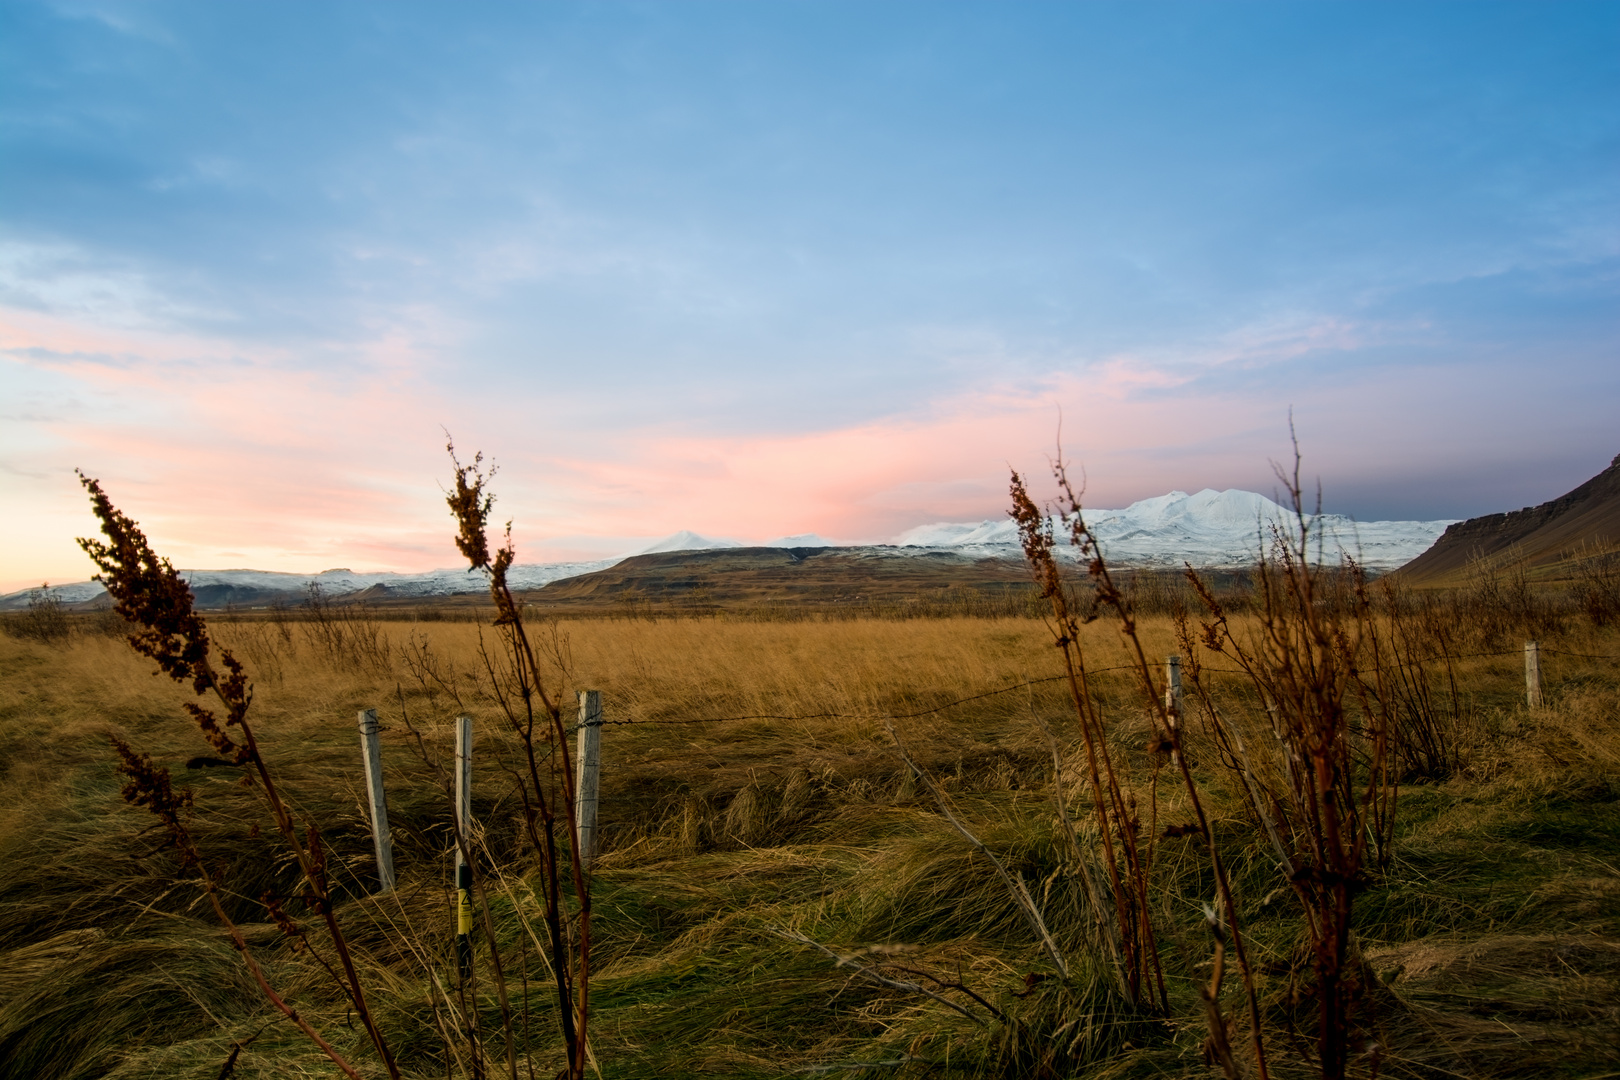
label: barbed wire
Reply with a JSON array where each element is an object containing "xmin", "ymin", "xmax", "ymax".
[
  {"xmin": 591, "ymin": 668, "xmax": 1129, "ymax": 728},
  {"xmin": 1442, "ymin": 646, "xmax": 1620, "ymax": 661},
  {"xmin": 1540, "ymin": 646, "xmax": 1620, "ymax": 661},
  {"xmin": 575, "ymin": 662, "xmax": 1313, "ymax": 730},
  {"xmin": 563, "ymin": 644, "xmax": 1614, "ymax": 731}
]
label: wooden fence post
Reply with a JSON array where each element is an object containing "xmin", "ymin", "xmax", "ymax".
[
  {"xmin": 1524, "ymin": 642, "xmax": 1542, "ymax": 709},
  {"xmin": 576, "ymin": 691, "xmax": 602, "ymax": 870},
  {"xmin": 1165, "ymin": 656, "xmax": 1182, "ymax": 724},
  {"xmin": 357, "ymin": 708, "xmax": 395, "ymax": 893},
  {"xmin": 454, "ymin": 714, "xmax": 473, "ymax": 978}
]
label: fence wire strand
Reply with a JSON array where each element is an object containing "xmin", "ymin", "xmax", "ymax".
[
  {"xmin": 559, "ymin": 644, "xmax": 1615, "ymax": 732},
  {"xmin": 580, "ymin": 663, "xmax": 1273, "ymax": 730}
]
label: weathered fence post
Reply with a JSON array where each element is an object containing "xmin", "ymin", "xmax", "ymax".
[
  {"xmin": 1524, "ymin": 642, "xmax": 1542, "ymax": 709},
  {"xmin": 357, "ymin": 708, "xmax": 395, "ymax": 893},
  {"xmin": 454, "ymin": 713, "xmax": 473, "ymax": 978},
  {"xmin": 576, "ymin": 691, "xmax": 603, "ymax": 870},
  {"xmin": 1165, "ymin": 656, "xmax": 1182, "ymax": 723}
]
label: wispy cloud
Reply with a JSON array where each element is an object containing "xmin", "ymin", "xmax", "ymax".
[{"xmin": 0, "ymin": 240, "xmax": 223, "ymax": 333}]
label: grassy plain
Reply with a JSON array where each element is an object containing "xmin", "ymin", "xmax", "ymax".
[{"xmin": 1, "ymin": 609, "xmax": 1617, "ymax": 1079}]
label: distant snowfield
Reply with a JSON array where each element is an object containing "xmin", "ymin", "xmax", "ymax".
[
  {"xmin": 895, "ymin": 488, "xmax": 1456, "ymax": 572},
  {"xmin": 0, "ymin": 561, "xmax": 624, "ymax": 609},
  {"xmin": 2, "ymin": 489, "xmax": 1455, "ymax": 609}
]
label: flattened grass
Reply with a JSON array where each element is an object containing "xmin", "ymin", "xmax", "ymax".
[{"xmin": 0, "ymin": 615, "xmax": 1616, "ymax": 1077}]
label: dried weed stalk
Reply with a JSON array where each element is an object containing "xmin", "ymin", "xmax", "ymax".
[
  {"xmin": 1012, "ymin": 457, "xmax": 1269, "ymax": 1079},
  {"xmin": 445, "ymin": 440, "xmax": 593, "ymax": 1080},
  {"xmin": 75, "ymin": 472, "xmax": 398, "ymax": 1080},
  {"xmin": 1178, "ymin": 441, "xmax": 1396, "ymax": 1080},
  {"xmin": 1008, "ymin": 465, "xmax": 1171, "ymax": 1017}
]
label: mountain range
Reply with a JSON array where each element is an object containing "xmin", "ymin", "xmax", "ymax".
[{"xmin": 2, "ymin": 488, "xmax": 1455, "ymax": 611}]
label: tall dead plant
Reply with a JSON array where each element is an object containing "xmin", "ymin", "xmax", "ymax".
[
  {"xmin": 74, "ymin": 472, "xmax": 399, "ymax": 1080},
  {"xmin": 1179, "ymin": 446, "xmax": 1396, "ymax": 1080},
  {"xmin": 1012, "ymin": 459, "xmax": 1270, "ymax": 1080},
  {"xmin": 1007, "ymin": 469, "xmax": 1167, "ymax": 1016},
  {"xmin": 444, "ymin": 440, "xmax": 593, "ymax": 1080},
  {"xmin": 76, "ymin": 453, "xmax": 593, "ymax": 1080}
]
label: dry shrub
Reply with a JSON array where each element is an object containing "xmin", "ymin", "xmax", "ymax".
[
  {"xmin": 678, "ymin": 795, "xmax": 710, "ymax": 854},
  {"xmin": 298, "ymin": 582, "xmax": 394, "ymax": 676},
  {"xmin": 778, "ymin": 767, "xmax": 814, "ymax": 824},
  {"xmin": 1, "ymin": 585, "xmax": 72, "ymax": 644},
  {"xmin": 1569, "ymin": 541, "xmax": 1620, "ymax": 628},
  {"xmin": 1460, "ymin": 547, "xmax": 1564, "ymax": 645}
]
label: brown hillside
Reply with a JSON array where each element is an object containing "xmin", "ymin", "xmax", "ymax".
[
  {"xmin": 1397, "ymin": 452, "xmax": 1620, "ymax": 585},
  {"xmin": 527, "ymin": 545, "xmax": 1035, "ymax": 611}
]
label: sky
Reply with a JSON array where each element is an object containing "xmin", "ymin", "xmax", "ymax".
[{"xmin": 2, "ymin": 1, "xmax": 1617, "ymax": 592}]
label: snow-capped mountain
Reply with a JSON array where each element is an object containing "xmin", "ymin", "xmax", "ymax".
[
  {"xmin": 0, "ymin": 490, "xmax": 1454, "ymax": 610},
  {"xmin": 896, "ymin": 489, "xmax": 1454, "ymax": 571},
  {"xmin": 0, "ymin": 561, "xmax": 623, "ymax": 610},
  {"xmin": 3, "ymin": 580, "xmax": 112, "ymax": 607},
  {"xmin": 631, "ymin": 531, "xmax": 742, "ymax": 555},
  {"xmin": 762, "ymin": 533, "xmax": 842, "ymax": 548}
]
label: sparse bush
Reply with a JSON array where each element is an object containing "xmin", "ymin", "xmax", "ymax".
[
  {"xmin": 2, "ymin": 585, "xmax": 72, "ymax": 643},
  {"xmin": 299, "ymin": 581, "xmax": 394, "ymax": 675},
  {"xmin": 1570, "ymin": 541, "xmax": 1620, "ymax": 628},
  {"xmin": 1461, "ymin": 545, "xmax": 1565, "ymax": 644},
  {"xmin": 1373, "ymin": 577, "xmax": 1468, "ymax": 781},
  {"xmin": 1182, "ymin": 529, "xmax": 1395, "ymax": 1080}
]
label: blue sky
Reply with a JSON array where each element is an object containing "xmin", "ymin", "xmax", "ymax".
[{"xmin": 2, "ymin": 1, "xmax": 1616, "ymax": 588}]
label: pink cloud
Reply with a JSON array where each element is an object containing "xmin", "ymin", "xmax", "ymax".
[
  {"xmin": 522, "ymin": 370, "xmax": 1290, "ymax": 544},
  {"xmin": 1, "ymin": 299, "xmax": 1506, "ymax": 590}
]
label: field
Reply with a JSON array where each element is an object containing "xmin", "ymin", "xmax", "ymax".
[{"xmin": 2, "ymin": 597, "xmax": 1618, "ymax": 1079}]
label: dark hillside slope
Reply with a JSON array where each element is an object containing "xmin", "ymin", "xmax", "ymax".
[
  {"xmin": 528, "ymin": 545, "xmax": 1034, "ymax": 610},
  {"xmin": 1398, "ymin": 453, "xmax": 1620, "ymax": 585}
]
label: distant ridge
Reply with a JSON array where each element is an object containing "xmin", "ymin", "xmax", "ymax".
[
  {"xmin": 1, "ymin": 489, "xmax": 1455, "ymax": 610},
  {"xmin": 531, "ymin": 545, "xmax": 1027, "ymax": 609},
  {"xmin": 1397, "ymin": 453, "xmax": 1620, "ymax": 585}
]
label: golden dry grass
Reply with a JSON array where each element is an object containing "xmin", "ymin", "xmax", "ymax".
[{"xmin": 0, "ymin": 611, "xmax": 1617, "ymax": 1079}]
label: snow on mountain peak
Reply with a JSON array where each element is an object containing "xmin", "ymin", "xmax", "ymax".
[
  {"xmin": 633, "ymin": 531, "xmax": 743, "ymax": 555},
  {"xmin": 894, "ymin": 520, "xmax": 1009, "ymax": 547},
  {"xmin": 763, "ymin": 533, "xmax": 840, "ymax": 548},
  {"xmin": 891, "ymin": 489, "xmax": 1454, "ymax": 571}
]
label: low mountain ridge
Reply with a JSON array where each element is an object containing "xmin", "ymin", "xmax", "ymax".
[{"xmin": 530, "ymin": 545, "xmax": 1032, "ymax": 609}]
